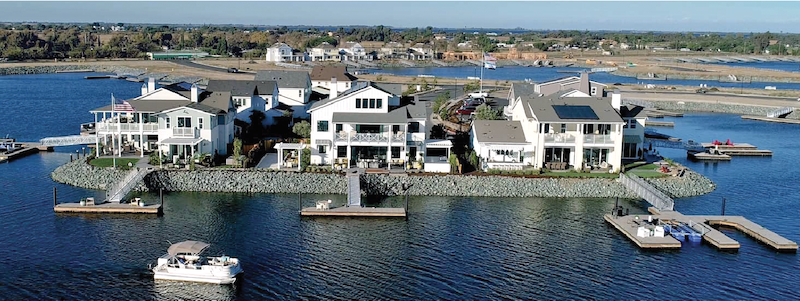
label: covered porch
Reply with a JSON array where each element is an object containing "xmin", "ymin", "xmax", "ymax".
[
  {"xmin": 158, "ymin": 137, "xmax": 203, "ymax": 166},
  {"xmin": 483, "ymin": 144, "xmax": 534, "ymax": 171},
  {"xmin": 275, "ymin": 142, "xmax": 306, "ymax": 171}
]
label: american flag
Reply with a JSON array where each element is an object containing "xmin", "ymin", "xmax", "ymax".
[
  {"xmin": 112, "ymin": 94, "xmax": 135, "ymax": 112},
  {"xmin": 483, "ymin": 52, "xmax": 497, "ymax": 69}
]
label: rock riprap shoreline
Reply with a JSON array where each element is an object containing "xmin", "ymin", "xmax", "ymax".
[{"xmin": 52, "ymin": 160, "xmax": 715, "ymax": 199}]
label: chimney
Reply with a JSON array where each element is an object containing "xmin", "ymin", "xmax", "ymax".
[
  {"xmin": 329, "ymin": 77, "xmax": 338, "ymax": 99},
  {"xmin": 578, "ymin": 71, "xmax": 590, "ymax": 95},
  {"xmin": 147, "ymin": 78, "xmax": 156, "ymax": 93},
  {"xmin": 191, "ymin": 83, "xmax": 199, "ymax": 103},
  {"xmin": 612, "ymin": 89, "xmax": 621, "ymax": 110},
  {"xmin": 141, "ymin": 83, "xmax": 148, "ymax": 96}
]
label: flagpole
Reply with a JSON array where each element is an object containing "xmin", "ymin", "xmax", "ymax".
[
  {"xmin": 111, "ymin": 93, "xmax": 116, "ymax": 168},
  {"xmin": 480, "ymin": 52, "xmax": 484, "ymax": 94}
]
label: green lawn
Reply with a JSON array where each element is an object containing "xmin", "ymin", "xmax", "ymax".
[
  {"xmin": 625, "ymin": 163, "xmax": 668, "ymax": 178},
  {"xmin": 90, "ymin": 158, "xmax": 139, "ymax": 170}
]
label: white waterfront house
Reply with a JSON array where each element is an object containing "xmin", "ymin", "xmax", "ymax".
[
  {"xmin": 310, "ymin": 65, "xmax": 358, "ymax": 94},
  {"xmin": 470, "ymin": 120, "xmax": 535, "ymax": 171},
  {"xmin": 91, "ymin": 79, "xmax": 235, "ymax": 162},
  {"xmin": 255, "ymin": 70, "xmax": 313, "ymax": 118},
  {"xmin": 306, "ymin": 82, "xmax": 451, "ymax": 173},
  {"xmin": 205, "ymin": 80, "xmax": 282, "ymax": 125},
  {"xmin": 265, "ymin": 43, "xmax": 305, "ymax": 62},
  {"xmin": 308, "ymin": 42, "xmax": 339, "ymax": 61}
]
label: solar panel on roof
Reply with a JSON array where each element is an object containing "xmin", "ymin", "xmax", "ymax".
[{"xmin": 552, "ymin": 105, "xmax": 599, "ymax": 120}]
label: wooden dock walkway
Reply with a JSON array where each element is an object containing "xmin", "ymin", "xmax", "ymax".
[
  {"xmin": 54, "ymin": 202, "xmax": 162, "ymax": 214},
  {"xmin": 300, "ymin": 206, "xmax": 406, "ymax": 217},
  {"xmin": 607, "ymin": 208, "xmax": 797, "ymax": 252},
  {"xmin": 741, "ymin": 115, "xmax": 800, "ymax": 125},
  {"xmin": 346, "ymin": 169, "xmax": 362, "ymax": 207}
]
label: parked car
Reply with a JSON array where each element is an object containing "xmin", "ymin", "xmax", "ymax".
[
  {"xmin": 457, "ymin": 107, "xmax": 476, "ymax": 115},
  {"xmin": 227, "ymin": 68, "xmax": 240, "ymax": 73}
]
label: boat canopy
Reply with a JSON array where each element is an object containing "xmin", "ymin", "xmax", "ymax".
[{"xmin": 168, "ymin": 241, "xmax": 210, "ymax": 255}]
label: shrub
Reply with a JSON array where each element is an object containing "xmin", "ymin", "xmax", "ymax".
[
  {"xmin": 292, "ymin": 121, "xmax": 311, "ymax": 138},
  {"xmin": 300, "ymin": 148, "xmax": 311, "ymax": 171}
]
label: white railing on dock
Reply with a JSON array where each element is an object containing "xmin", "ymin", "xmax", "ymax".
[{"xmin": 619, "ymin": 173, "xmax": 674, "ymax": 211}]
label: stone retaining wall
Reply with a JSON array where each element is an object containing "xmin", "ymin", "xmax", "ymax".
[
  {"xmin": 51, "ymin": 160, "xmax": 716, "ymax": 199},
  {"xmin": 628, "ymin": 99, "xmax": 800, "ymax": 119}
]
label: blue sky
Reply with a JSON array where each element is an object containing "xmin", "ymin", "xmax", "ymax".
[{"xmin": 2, "ymin": 1, "xmax": 799, "ymax": 33}]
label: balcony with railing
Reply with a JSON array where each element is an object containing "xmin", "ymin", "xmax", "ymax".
[
  {"xmin": 543, "ymin": 133, "xmax": 575, "ymax": 144},
  {"xmin": 172, "ymin": 127, "xmax": 198, "ymax": 138},
  {"xmin": 96, "ymin": 122, "xmax": 159, "ymax": 133},
  {"xmin": 334, "ymin": 131, "xmax": 406, "ymax": 144},
  {"xmin": 583, "ymin": 134, "xmax": 614, "ymax": 145}
]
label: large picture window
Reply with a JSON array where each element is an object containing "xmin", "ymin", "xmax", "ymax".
[{"xmin": 317, "ymin": 120, "xmax": 329, "ymax": 132}]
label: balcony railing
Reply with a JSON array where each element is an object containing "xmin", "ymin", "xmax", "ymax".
[
  {"xmin": 583, "ymin": 134, "xmax": 614, "ymax": 144},
  {"xmin": 351, "ymin": 133, "xmax": 388, "ymax": 143},
  {"xmin": 392, "ymin": 132, "xmax": 405, "ymax": 143},
  {"xmin": 172, "ymin": 127, "xmax": 198, "ymax": 138},
  {"xmin": 335, "ymin": 132, "xmax": 348, "ymax": 142},
  {"xmin": 543, "ymin": 133, "xmax": 575, "ymax": 144},
  {"xmin": 96, "ymin": 122, "xmax": 158, "ymax": 132}
]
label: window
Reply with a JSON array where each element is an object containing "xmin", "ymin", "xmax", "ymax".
[
  {"xmin": 177, "ymin": 117, "xmax": 192, "ymax": 128},
  {"xmin": 591, "ymin": 87, "xmax": 597, "ymax": 96},
  {"xmin": 335, "ymin": 124, "xmax": 343, "ymax": 132},
  {"xmin": 361, "ymin": 98, "xmax": 369, "ymax": 108},
  {"xmin": 317, "ymin": 120, "xmax": 329, "ymax": 132},
  {"xmin": 628, "ymin": 119, "xmax": 637, "ymax": 129},
  {"xmin": 198, "ymin": 117, "xmax": 203, "ymax": 129},
  {"xmin": 346, "ymin": 82, "xmax": 350, "ymax": 88},
  {"xmin": 218, "ymin": 115, "xmax": 226, "ymax": 125},
  {"xmin": 337, "ymin": 146, "xmax": 347, "ymax": 158},
  {"xmin": 623, "ymin": 143, "xmax": 638, "ymax": 158},
  {"xmin": 318, "ymin": 145, "xmax": 327, "ymax": 154},
  {"xmin": 356, "ymin": 98, "xmax": 361, "ymax": 108},
  {"xmin": 408, "ymin": 122, "xmax": 420, "ymax": 133},
  {"xmin": 369, "ymin": 99, "xmax": 376, "ymax": 108},
  {"xmin": 392, "ymin": 125, "xmax": 401, "ymax": 133},
  {"xmin": 391, "ymin": 147, "xmax": 402, "ymax": 158},
  {"xmin": 560, "ymin": 123, "xmax": 567, "ymax": 133},
  {"xmin": 298, "ymin": 90, "xmax": 302, "ymax": 98},
  {"xmin": 166, "ymin": 117, "xmax": 171, "ymax": 128},
  {"xmin": 376, "ymin": 98, "xmax": 382, "ymax": 108}
]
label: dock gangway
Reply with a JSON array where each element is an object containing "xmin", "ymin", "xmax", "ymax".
[
  {"xmin": 766, "ymin": 107, "xmax": 795, "ymax": 118},
  {"xmin": 106, "ymin": 167, "xmax": 153, "ymax": 203},
  {"xmin": 619, "ymin": 173, "xmax": 675, "ymax": 211},
  {"xmin": 644, "ymin": 137, "xmax": 705, "ymax": 152},
  {"xmin": 40, "ymin": 135, "xmax": 97, "ymax": 147},
  {"xmin": 346, "ymin": 171, "xmax": 362, "ymax": 207}
]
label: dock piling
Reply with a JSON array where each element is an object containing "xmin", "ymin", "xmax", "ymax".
[
  {"xmin": 298, "ymin": 193, "xmax": 302, "ymax": 211},
  {"xmin": 404, "ymin": 192, "xmax": 409, "ymax": 221},
  {"xmin": 722, "ymin": 197, "xmax": 726, "ymax": 216},
  {"xmin": 160, "ymin": 189, "xmax": 163, "ymax": 205},
  {"xmin": 70, "ymin": 154, "xmax": 73, "ymax": 162},
  {"xmin": 53, "ymin": 187, "xmax": 57, "ymax": 206}
]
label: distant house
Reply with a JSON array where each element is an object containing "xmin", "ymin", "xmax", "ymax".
[
  {"xmin": 205, "ymin": 80, "xmax": 282, "ymax": 125},
  {"xmin": 310, "ymin": 65, "xmax": 358, "ymax": 94},
  {"xmin": 265, "ymin": 43, "xmax": 305, "ymax": 62},
  {"xmin": 255, "ymin": 70, "xmax": 313, "ymax": 118},
  {"xmin": 379, "ymin": 42, "xmax": 407, "ymax": 60},
  {"xmin": 90, "ymin": 79, "xmax": 235, "ymax": 161},
  {"xmin": 339, "ymin": 41, "xmax": 369, "ymax": 61},
  {"xmin": 408, "ymin": 43, "xmax": 434, "ymax": 60},
  {"xmin": 308, "ymin": 42, "xmax": 339, "ymax": 61}
]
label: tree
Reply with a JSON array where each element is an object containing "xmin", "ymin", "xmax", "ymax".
[
  {"xmin": 432, "ymin": 91, "xmax": 451, "ymax": 120},
  {"xmin": 474, "ymin": 104, "xmax": 501, "ymax": 120},
  {"xmin": 468, "ymin": 150, "xmax": 480, "ymax": 170},
  {"xmin": 232, "ymin": 138, "xmax": 243, "ymax": 166},
  {"xmin": 300, "ymin": 148, "xmax": 311, "ymax": 171},
  {"xmin": 292, "ymin": 120, "xmax": 311, "ymax": 138}
]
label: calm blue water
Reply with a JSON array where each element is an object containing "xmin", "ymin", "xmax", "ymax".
[
  {"xmin": 374, "ymin": 65, "xmax": 800, "ymax": 90},
  {"xmin": 712, "ymin": 61, "xmax": 800, "ymax": 73},
  {"xmin": 0, "ymin": 73, "xmax": 798, "ymax": 300}
]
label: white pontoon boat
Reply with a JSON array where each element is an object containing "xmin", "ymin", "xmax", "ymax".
[{"xmin": 151, "ymin": 241, "xmax": 243, "ymax": 284}]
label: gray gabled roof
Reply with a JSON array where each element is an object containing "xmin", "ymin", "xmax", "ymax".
[
  {"xmin": 254, "ymin": 70, "xmax": 310, "ymax": 89},
  {"xmin": 510, "ymin": 82, "xmax": 537, "ymax": 99},
  {"xmin": 309, "ymin": 81, "xmax": 394, "ymax": 111},
  {"xmin": 310, "ymin": 65, "xmax": 358, "ymax": 81},
  {"xmin": 195, "ymin": 91, "xmax": 232, "ymax": 114},
  {"xmin": 206, "ymin": 80, "xmax": 277, "ymax": 96},
  {"xmin": 472, "ymin": 120, "xmax": 528, "ymax": 144},
  {"xmin": 522, "ymin": 95, "xmax": 623, "ymax": 123}
]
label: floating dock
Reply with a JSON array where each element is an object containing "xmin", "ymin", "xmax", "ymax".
[
  {"xmin": 606, "ymin": 209, "xmax": 797, "ymax": 252},
  {"xmin": 54, "ymin": 202, "xmax": 162, "ymax": 214},
  {"xmin": 300, "ymin": 206, "xmax": 406, "ymax": 217},
  {"xmin": 644, "ymin": 108, "xmax": 684, "ymax": 118},
  {"xmin": 647, "ymin": 121, "xmax": 674, "ymax": 127},
  {"xmin": 701, "ymin": 143, "xmax": 773, "ymax": 156},
  {"xmin": 741, "ymin": 115, "xmax": 800, "ymax": 125},
  {"xmin": 0, "ymin": 142, "xmax": 52, "ymax": 163}
]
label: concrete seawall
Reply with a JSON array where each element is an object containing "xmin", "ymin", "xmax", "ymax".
[{"xmin": 51, "ymin": 160, "xmax": 715, "ymax": 199}]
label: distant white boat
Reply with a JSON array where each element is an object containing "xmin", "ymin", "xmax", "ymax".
[{"xmin": 151, "ymin": 241, "xmax": 243, "ymax": 284}]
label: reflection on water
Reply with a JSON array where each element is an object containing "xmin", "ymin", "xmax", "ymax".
[{"xmin": 153, "ymin": 280, "xmax": 238, "ymax": 301}]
